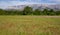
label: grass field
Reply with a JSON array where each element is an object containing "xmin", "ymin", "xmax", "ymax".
[{"xmin": 0, "ymin": 16, "xmax": 60, "ymax": 35}]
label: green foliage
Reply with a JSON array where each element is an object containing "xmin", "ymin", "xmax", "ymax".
[
  {"xmin": 56, "ymin": 10, "xmax": 60, "ymax": 15},
  {"xmin": 0, "ymin": 9, "xmax": 5, "ymax": 15},
  {"xmin": 33, "ymin": 9, "xmax": 42, "ymax": 15},
  {"xmin": 0, "ymin": 6, "xmax": 60, "ymax": 15},
  {"xmin": 22, "ymin": 6, "xmax": 33, "ymax": 15},
  {"xmin": 48, "ymin": 9, "xmax": 56, "ymax": 15},
  {"xmin": 42, "ymin": 9, "xmax": 49, "ymax": 15}
]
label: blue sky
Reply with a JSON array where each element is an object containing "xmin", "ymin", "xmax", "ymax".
[{"xmin": 0, "ymin": 0, "xmax": 60, "ymax": 9}]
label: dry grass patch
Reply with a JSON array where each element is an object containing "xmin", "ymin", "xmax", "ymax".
[{"xmin": 0, "ymin": 16, "xmax": 60, "ymax": 35}]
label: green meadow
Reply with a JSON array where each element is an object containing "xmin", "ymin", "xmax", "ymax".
[{"xmin": 0, "ymin": 16, "xmax": 60, "ymax": 35}]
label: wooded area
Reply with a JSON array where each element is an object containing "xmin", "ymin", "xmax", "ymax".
[{"xmin": 0, "ymin": 6, "xmax": 60, "ymax": 15}]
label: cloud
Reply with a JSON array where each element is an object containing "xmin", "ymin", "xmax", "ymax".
[
  {"xmin": 53, "ymin": 0, "xmax": 60, "ymax": 2},
  {"xmin": 0, "ymin": 1, "xmax": 41, "ymax": 9},
  {"xmin": 0, "ymin": 0, "xmax": 60, "ymax": 3},
  {"xmin": 0, "ymin": 0, "xmax": 60, "ymax": 9}
]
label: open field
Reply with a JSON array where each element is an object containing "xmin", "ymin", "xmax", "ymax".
[{"xmin": 0, "ymin": 16, "xmax": 60, "ymax": 35}]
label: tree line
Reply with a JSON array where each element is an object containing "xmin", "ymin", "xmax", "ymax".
[{"xmin": 0, "ymin": 6, "xmax": 60, "ymax": 15}]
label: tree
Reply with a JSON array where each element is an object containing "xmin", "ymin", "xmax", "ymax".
[
  {"xmin": 0, "ymin": 9, "xmax": 5, "ymax": 15},
  {"xmin": 49, "ymin": 9, "xmax": 56, "ymax": 15},
  {"xmin": 33, "ymin": 9, "xmax": 42, "ymax": 15},
  {"xmin": 42, "ymin": 9, "xmax": 56, "ymax": 15},
  {"xmin": 22, "ymin": 6, "xmax": 33, "ymax": 15},
  {"xmin": 42, "ymin": 9, "xmax": 49, "ymax": 15},
  {"xmin": 56, "ymin": 10, "xmax": 60, "ymax": 15}
]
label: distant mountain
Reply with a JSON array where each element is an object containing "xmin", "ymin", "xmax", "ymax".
[{"xmin": 6, "ymin": 4, "xmax": 60, "ymax": 11}]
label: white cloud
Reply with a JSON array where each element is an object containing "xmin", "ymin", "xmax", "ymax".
[
  {"xmin": 0, "ymin": 1, "xmax": 41, "ymax": 9},
  {"xmin": 49, "ymin": 0, "xmax": 60, "ymax": 2},
  {"xmin": 0, "ymin": 0, "xmax": 60, "ymax": 9}
]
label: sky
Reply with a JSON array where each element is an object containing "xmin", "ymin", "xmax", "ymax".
[{"xmin": 0, "ymin": 0, "xmax": 60, "ymax": 9}]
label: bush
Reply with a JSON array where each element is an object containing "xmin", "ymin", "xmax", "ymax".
[{"xmin": 0, "ymin": 6, "xmax": 60, "ymax": 15}]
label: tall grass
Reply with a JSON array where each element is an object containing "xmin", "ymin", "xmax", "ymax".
[{"xmin": 0, "ymin": 16, "xmax": 60, "ymax": 35}]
